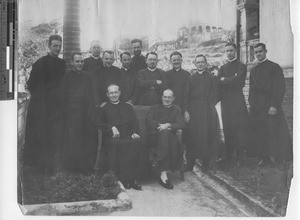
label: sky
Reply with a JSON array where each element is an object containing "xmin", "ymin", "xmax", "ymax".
[{"xmin": 19, "ymin": 0, "xmax": 236, "ymax": 50}]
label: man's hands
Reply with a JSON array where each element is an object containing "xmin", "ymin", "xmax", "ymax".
[
  {"xmin": 157, "ymin": 123, "xmax": 171, "ymax": 131},
  {"xmin": 112, "ymin": 127, "xmax": 140, "ymax": 139},
  {"xmin": 112, "ymin": 126, "xmax": 120, "ymax": 138},
  {"xmin": 156, "ymin": 80, "xmax": 162, "ymax": 85},
  {"xmin": 268, "ymin": 106, "xmax": 277, "ymax": 115},
  {"xmin": 184, "ymin": 111, "xmax": 190, "ymax": 123}
]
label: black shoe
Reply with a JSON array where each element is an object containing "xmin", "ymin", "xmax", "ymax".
[
  {"xmin": 122, "ymin": 181, "xmax": 131, "ymax": 189},
  {"xmin": 131, "ymin": 182, "xmax": 142, "ymax": 191},
  {"xmin": 158, "ymin": 178, "xmax": 173, "ymax": 189},
  {"xmin": 183, "ymin": 163, "xmax": 194, "ymax": 172}
]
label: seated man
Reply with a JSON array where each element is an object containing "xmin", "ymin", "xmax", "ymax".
[
  {"xmin": 146, "ymin": 89, "xmax": 185, "ymax": 189},
  {"xmin": 96, "ymin": 84, "xmax": 142, "ymax": 190}
]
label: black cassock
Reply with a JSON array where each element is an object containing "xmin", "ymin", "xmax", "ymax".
[
  {"xmin": 135, "ymin": 68, "xmax": 167, "ymax": 106},
  {"xmin": 60, "ymin": 70, "xmax": 95, "ymax": 172},
  {"xmin": 248, "ymin": 59, "xmax": 292, "ymax": 163},
  {"xmin": 83, "ymin": 56, "xmax": 103, "ymax": 73},
  {"xmin": 91, "ymin": 66, "xmax": 121, "ymax": 105},
  {"xmin": 96, "ymin": 102, "xmax": 143, "ymax": 182},
  {"xmin": 24, "ymin": 54, "xmax": 65, "ymax": 172},
  {"xmin": 129, "ymin": 54, "xmax": 147, "ymax": 72},
  {"xmin": 219, "ymin": 59, "xmax": 248, "ymax": 158},
  {"xmin": 183, "ymin": 70, "xmax": 220, "ymax": 163},
  {"xmin": 146, "ymin": 104, "xmax": 185, "ymax": 171},
  {"xmin": 165, "ymin": 68, "xmax": 190, "ymax": 111},
  {"xmin": 119, "ymin": 67, "xmax": 138, "ymax": 103}
]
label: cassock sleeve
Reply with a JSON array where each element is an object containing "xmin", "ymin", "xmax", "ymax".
[
  {"xmin": 219, "ymin": 63, "xmax": 247, "ymax": 88},
  {"xmin": 270, "ymin": 64, "xmax": 285, "ymax": 108},
  {"xmin": 129, "ymin": 105, "xmax": 140, "ymax": 134},
  {"xmin": 84, "ymin": 74, "xmax": 96, "ymax": 123},
  {"xmin": 91, "ymin": 67, "xmax": 102, "ymax": 106},
  {"xmin": 182, "ymin": 75, "xmax": 191, "ymax": 112},
  {"xmin": 154, "ymin": 70, "xmax": 168, "ymax": 94},
  {"xmin": 96, "ymin": 106, "xmax": 114, "ymax": 133},
  {"xmin": 26, "ymin": 60, "xmax": 44, "ymax": 93},
  {"xmin": 137, "ymin": 70, "xmax": 158, "ymax": 88},
  {"xmin": 208, "ymin": 75, "xmax": 220, "ymax": 105},
  {"xmin": 146, "ymin": 106, "xmax": 160, "ymax": 130},
  {"xmin": 170, "ymin": 107, "xmax": 185, "ymax": 130},
  {"xmin": 59, "ymin": 72, "xmax": 69, "ymax": 115}
]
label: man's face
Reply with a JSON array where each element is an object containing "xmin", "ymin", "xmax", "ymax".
[
  {"xmin": 107, "ymin": 85, "xmax": 121, "ymax": 103},
  {"xmin": 91, "ymin": 43, "xmax": 101, "ymax": 57},
  {"xmin": 121, "ymin": 54, "xmax": 131, "ymax": 69},
  {"xmin": 194, "ymin": 56, "xmax": 207, "ymax": 72},
  {"xmin": 102, "ymin": 53, "xmax": 115, "ymax": 68},
  {"xmin": 132, "ymin": 42, "xmax": 142, "ymax": 56},
  {"xmin": 170, "ymin": 54, "xmax": 182, "ymax": 69},
  {"xmin": 162, "ymin": 90, "xmax": 175, "ymax": 107},
  {"xmin": 49, "ymin": 40, "xmax": 62, "ymax": 57},
  {"xmin": 225, "ymin": 45, "xmax": 236, "ymax": 61},
  {"xmin": 146, "ymin": 54, "xmax": 158, "ymax": 69},
  {"xmin": 72, "ymin": 54, "xmax": 84, "ymax": 71},
  {"xmin": 254, "ymin": 46, "xmax": 267, "ymax": 62}
]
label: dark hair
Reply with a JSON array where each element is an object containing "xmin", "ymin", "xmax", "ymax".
[
  {"xmin": 48, "ymin": 35, "xmax": 62, "ymax": 47},
  {"xmin": 254, "ymin": 43, "xmax": 266, "ymax": 50},
  {"xmin": 146, "ymin": 52, "xmax": 158, "ymax": 59},
  {"xmin": 225, "ymin": 42, "xmax": 237, "ymax": 49},
  {"xmin": 194, "ymin": 54, "xmax": 207, "ymax": 63},
  {"xmin": 120, "ymin": 52, "xmax": 131, "ymax": 60},
  {"xmin": 70, "ymin": 52, "xmax": 83, "ymax": 61},
  {"xmin": 170, "ymin": 51, "xmax": 182, "ymax": 59},
  {"xmin": 106, "ymin": 84, "xmax": 120, "ymax": 93},
  {"xmin": 102, "ymin": 50, "xmax": 114, "ymax": 57},
  {"xmin": 131, "ymin": 39, "xmax": 143, "ymax": 46}
]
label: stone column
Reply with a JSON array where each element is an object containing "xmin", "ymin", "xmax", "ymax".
[{"xmin": 63, "ymin": 0, "xmax": 81, "ymax": 70}]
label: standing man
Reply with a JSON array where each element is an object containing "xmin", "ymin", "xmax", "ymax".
[
  {"xmin": 249, "ymin": 43, "xmax": 292, "ymax": 167},
  {"xmin": 135, "ymin": 52, "xmax": 167, "ymax": 106},
  {"xmin": 83, "ymin": 41, "xmax": 102, "ymax": 73},
  {"xmin": 129, "ymin": 39, "xmax": 147, "ymax": 72},
  {"xmin": 97, "ymin": 84, "xmax": 143, "ymax": 190},
  {"xmin": 165, "ymin": 51, "xmax": 190, "ymax": 111},
  {"xmin": 91, "ymin": 50, "xmax": 121, "ymax": 107},
  {"xmin": 119, "ymin": 52, "xmax": 138, "ymax": 104},
  {"xmin": 24, "ymin": 35, "xmax": 66, "ymax": 174},
  {"xmin": 183, "ymin": 54, "xmax": 219, "ymax": 171},
  {"xmin": 218, "ymin": 42, "xmax": 248, "ymax": 165},
  {"xmin": 146, "ymin": 89, "xmax": 185, "ymax": 189},
  {"xmin": 60, "ymin": 52, "xmax": 94, "ymax": 172}
]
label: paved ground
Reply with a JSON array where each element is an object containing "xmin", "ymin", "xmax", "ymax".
[{"xmin": 110, "ymin": 167, "xmax": 254, "ymax": 217}]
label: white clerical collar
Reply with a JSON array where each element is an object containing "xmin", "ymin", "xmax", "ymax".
[
  {"xmin": 72, "ymin": 69, "xmax": 81, "ymax": 74},
  {"xmin": 228, "ymin": 58, "xmax": 237, "ymax": 63},
  {"xmin": 92, "ymin": 55, "xmax": 101, "ymax": 59},
  {"xmin": 163, "ymin": 104, "xmax": 173, "ymax": 108},
  {"xmin": 122, "ymin": 67, "xmax": 129, "ymax": 71},
  {"xmin": 148, "ymin": 67, "xmax": 156, "ymax": 72},
  {"xmin": 197, "ymin": 70, "xmax": 205, "ymax": 75},
  {"xmin": 174, "ymin": 68, "xmax": 181, "ymax": 71},
  {"xmin": 259, "ymin": 58, "xmax": 267, "ymax": 63},
  {"xmin": 111, "ymin": 101, "xmax": 120, "ymax": 105}
]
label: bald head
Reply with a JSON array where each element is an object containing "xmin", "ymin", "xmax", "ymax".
[{"xmin": 162, "ymin": 89, "xmax": 175, "ymax": 107}]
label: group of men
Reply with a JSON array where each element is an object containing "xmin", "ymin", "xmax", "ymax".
[{"xmin": 24, "ymin": 34, "xmax": 292, "ymax": 191}]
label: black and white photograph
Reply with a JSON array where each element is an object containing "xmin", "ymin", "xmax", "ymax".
[{"xmin": 13, "ymin": 0, "xmax": 296, "ymax": 217}]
